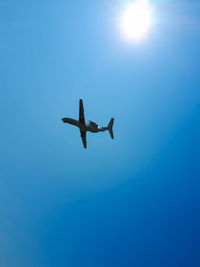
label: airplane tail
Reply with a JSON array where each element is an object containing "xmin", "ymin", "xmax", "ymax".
[{"xmin": 108, "ymin": 118, "xmax": 114, "ymax": 139}]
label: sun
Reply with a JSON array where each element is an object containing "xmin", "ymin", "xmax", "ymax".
[{"xmin": 120, "ymin": 0, "xmax": 153, "ymax": 42}]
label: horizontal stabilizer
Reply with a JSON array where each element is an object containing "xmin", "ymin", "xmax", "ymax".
[{"xmin": 108, "ymin": 118, "xmax": 114, "ymax": 139}]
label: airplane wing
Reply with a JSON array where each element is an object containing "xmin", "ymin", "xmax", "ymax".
[
  {"xmin": 80, "ymin": 131, "xmax": 87, "ymax": 149},
  {"xmin": 79, "ymin": 99, "xmax": 85, "ymax": 124}
]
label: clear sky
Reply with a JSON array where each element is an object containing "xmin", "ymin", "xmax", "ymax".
[{"xmin": 0, "ymin": 0, "xmax": 199, "ymax": 266}]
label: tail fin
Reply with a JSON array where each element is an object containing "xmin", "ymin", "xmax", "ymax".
[{"xmin": 108, "ymin": 118, "xmax": 114, "ymax": 139}]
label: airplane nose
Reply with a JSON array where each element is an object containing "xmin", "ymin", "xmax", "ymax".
[{"xmin": 62, "ymin": 118, "xmax": 70, "ymax": 123}]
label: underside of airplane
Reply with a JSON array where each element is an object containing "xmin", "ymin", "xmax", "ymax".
[{"xmin": 62, "ymin": 99, "xmax": 114, "ymax": 149}]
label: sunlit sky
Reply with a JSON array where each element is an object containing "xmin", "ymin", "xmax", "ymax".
[
  {"xmin": 0, "ymin": 0, "xmax": 199, "ymax": 266},
  {"xmin": 120, "ymin": 0, "xmax": 153, "ymax": 41}
]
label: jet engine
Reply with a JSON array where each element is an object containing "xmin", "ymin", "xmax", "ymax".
[{"xmin": 88, "ymin": 120, "xmax": 98, "ymax": 128}]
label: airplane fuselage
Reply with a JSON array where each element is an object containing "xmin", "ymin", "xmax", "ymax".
[
  {"xmin": 63, "ymin": 118, "xmax": 107, "ymax": 133},
  {"xmin": 62, "ymin": 99, "xmax": 114, "ymax": 148}
]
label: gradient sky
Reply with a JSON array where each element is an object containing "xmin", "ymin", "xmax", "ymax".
[{"xmin": 0, "ymin": 0, "xmax": 199, "ymax": 266}]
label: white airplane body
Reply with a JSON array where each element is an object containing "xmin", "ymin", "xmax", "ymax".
[{"xmin": 62, "ymin": 99, "xmax": 114, "ymax": 149}]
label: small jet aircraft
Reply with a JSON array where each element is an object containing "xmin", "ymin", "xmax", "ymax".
[{"xmin": 62, "ymin": 99, "xmax": 114, "ymax": 149}]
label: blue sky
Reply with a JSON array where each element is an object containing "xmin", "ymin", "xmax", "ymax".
[{"xmin": 0, "ymin": 0, "xmax": 199, "ymax": 266}]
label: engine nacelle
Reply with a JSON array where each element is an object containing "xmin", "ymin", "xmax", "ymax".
[{"xmin": 87, "ymin": 120, "xmax": 98, "ymax": 128}]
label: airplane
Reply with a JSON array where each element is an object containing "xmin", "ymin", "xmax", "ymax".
[{"xmin": 61, "ymin": 99, "xmax": 114, "ymax": 149}]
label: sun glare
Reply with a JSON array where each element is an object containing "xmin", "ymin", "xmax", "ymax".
[{"xmin": 120, "ymin": 0, "xmax": 153, "ymax": 42}]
